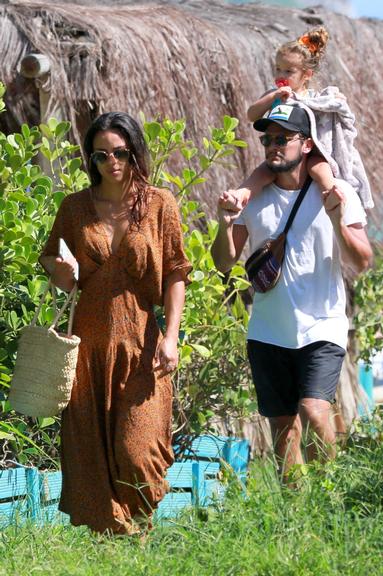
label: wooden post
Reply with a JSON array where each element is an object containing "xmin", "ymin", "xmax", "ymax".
[
  {"xmin": 25, "ymin": 467, "xmax": 41, "ymax": 523},
  {"xmin": 19, "ymin": 53, "xmax": 63, "ymax": 176}
]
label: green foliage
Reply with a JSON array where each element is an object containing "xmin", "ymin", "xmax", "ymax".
[
  {"xmin": 142, "ymin": 113, "xmax": 253, "ymax": 434},
  {"xmin": 354, "ymin": 250, "xmax": 383, "ymax": 363},
  {"xmin": 0, "ymin": 82, "xmax": 90, "ymax": 467},
  {"xmin": 0, "ymin": 82, "xmax": 252, "ymax": 466}
]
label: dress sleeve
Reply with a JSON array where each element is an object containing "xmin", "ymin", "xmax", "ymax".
[
  {"xmin": 162, "ymin": 192, "xmax": 192, "ymax": 284},
  {"xmin": 39, "ymin": 195, "xmax": 75, "ymax": 263}
]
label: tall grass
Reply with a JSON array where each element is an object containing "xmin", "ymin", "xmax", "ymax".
[{"xmin": 1, "ymin": 418, "xmax": 383, "ymax": 576}]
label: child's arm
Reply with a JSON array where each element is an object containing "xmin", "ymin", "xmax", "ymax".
[
  {"xmin": 247, "ymin": 86, "xmax": 293, "ymax": 122},
  {"xmin": 218, "ymin": 162, "xmax": 275, "ymax": 212},
  {"xmin": 307, "ymin": 154, "xmax": 335, "ymax": 193}
]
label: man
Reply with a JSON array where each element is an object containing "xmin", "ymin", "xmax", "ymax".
[{"xmin": 211, "ymin": 104, "xmax": 372, "ymax": 478}]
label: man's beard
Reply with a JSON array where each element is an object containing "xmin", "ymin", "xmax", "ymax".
[{"xmin": 266, "ymin": 153, "xmax": 303, "ymax": 173}]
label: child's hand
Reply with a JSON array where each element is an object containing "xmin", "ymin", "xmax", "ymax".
[
  {"xmin": 274, "ymin": 85, "xmax": 293, "ymax": 101},
  {"xmin": 218, "ymin": 189, "xmax": 249, "ymax": 212}
]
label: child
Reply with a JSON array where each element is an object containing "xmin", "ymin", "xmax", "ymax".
[{"xmin": 220, "ymin": 26, "xmax": 371, "ymax": 212}]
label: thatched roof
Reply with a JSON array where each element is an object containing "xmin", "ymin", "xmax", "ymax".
[{"xmin": 1, "ymin": 0, "xmax": 382, "ymax": 234}]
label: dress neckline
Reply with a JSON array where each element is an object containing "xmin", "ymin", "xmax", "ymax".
[{"xmin": 87, "ymin": 188, "xmax": 130, "ymax": 257}]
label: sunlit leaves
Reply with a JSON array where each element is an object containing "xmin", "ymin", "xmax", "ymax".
[{"xmin": 354, "ymin": 253, "xmax": 383, "ymax": 363}]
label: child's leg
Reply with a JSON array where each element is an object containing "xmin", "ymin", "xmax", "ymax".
[
  {"xmin": 219, "ymin": 162, "xmax": 274, "ymax": 211},
  {"xmin": 242, "ymin": 162, "xmax": 275, "ymax": 199},
  {"xmin": 307, "ymin": 154, "xmax": 335, "ymax": 192}
]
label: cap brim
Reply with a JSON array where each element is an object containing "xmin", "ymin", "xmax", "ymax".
[{"xmin": 253, "ymin": 117, "xmax": 310, "ymax": 136}]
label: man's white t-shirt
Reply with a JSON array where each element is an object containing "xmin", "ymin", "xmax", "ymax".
[{"xmin": 235, "ymin": 179, "xmax": 367, "ymax": 350}]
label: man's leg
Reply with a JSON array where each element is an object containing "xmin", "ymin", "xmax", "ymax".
[
  {"xmin": 247, "ymin": 340, "xmax": 301, "ymax": 479},
  {"xmin": 269, "ymin": 414, "xmax": 303, "ymax": 480},
  {"xmin": 295, "ymin": 341, "xmax": 345, "ymax": 463},
  {"xmin": 299, "ymin": 398, "xmax": 336, "ymax": 461}
]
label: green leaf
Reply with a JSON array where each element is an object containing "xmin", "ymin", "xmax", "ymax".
[
  {"xmin": 232, "ymin": 140, "xmax": 248, "ymax": 148},
  {"xmin": 192, "ymin": 270, "xmax": 205, "ymax": 282},
  {"xmin": 37, "ymin": 417, "xmax": 56, "ymax": 428},
  {"xmin": 47, "ymin": 117, "xmax": 59, "ymax": 132},
  {"xmin": 21, "ymin": 124, "xmax": 30, "ymax": 139},
  {"xmin": 68, "ymin": 157, "xmax": 82, "ymax": 174},
  {"xmin": 0, "ymin": 431, "xmax": 15, "ymax": 440},
  {"xmin": 223, "ymin": 116, "xmax": 239, "ymax": 131},
  {"xmin": 145, "ymin": 122, "xmax": 162, "ymax": 141},
  {"xmin": 191, "ymin": 343, "xmax": 211, "ymax": 358},
  {"xmin": 55, "ymin": 121, "xmax": 71, "ymax": 139}
]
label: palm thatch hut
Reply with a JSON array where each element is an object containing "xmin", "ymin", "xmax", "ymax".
[
  {"xmin": 1, "ymin": 0, "xmax": 382, "ymax": 224},
  {"xmin": 1, "ymin": 0, "xmax": 382, "ymax": 448}
]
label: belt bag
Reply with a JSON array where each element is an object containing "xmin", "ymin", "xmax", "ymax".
[{"xmin": 245, "ymin": 175, "xmax": 312, "ymax": 293}]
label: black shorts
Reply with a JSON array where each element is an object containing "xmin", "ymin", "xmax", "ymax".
[{"xmin": 247, "ymin": 340, "xmax": 346, "ymax": 418}]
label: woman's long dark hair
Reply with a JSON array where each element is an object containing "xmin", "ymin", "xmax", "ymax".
[{"xmin": 83, "ymin": 112, "xmax": 150, "ymax": 226}]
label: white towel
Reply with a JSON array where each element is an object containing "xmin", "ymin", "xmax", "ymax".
[{"xmin": 293, "ymin": 87, "xmax": 374, "ymax": 209}]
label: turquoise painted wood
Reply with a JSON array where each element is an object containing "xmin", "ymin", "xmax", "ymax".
[
  {"xmin": 176, "ymin": 435, "xmax": 250, "ymax": 504},
  {"xmin": 39, "ymin": 470, "xmax": 68, "ymax": 524},
  {"xmin": 0, "ymin": 435, "xmax": 250, "ymax": 526},
  {"xmin": 0, "ymin": 467, "xmax": 38, "ymax": 527},
  {"xmin": 156, "ymin": 461, "xmax": 197, "ymax": 519}
]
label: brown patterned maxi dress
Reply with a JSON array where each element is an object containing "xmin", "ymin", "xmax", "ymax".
[{"xmin": 41, "ymin": 187, "xmax": 191, "ymax": 534}]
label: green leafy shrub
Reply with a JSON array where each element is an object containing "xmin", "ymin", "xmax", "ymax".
[
  {"xmin": 0, "ymin": 85, "xmax": 253, "ymax": 467},
  {"xmin": 354, "ymin": 251, "xmax": 383, "ymax": 363}
]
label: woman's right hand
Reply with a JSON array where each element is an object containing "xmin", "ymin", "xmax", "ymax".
[{"xmin": 51, "ymin": 257, "xmax": 77, "ymax": 291}]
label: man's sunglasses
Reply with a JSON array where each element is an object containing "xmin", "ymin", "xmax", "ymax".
[
  {"xmin": 90, "ymin": 148, "xmax": 130, "ymax": 164},
  {"xmin": 259, "ymin": 134, "xmax": 304, "ymax": 147}
]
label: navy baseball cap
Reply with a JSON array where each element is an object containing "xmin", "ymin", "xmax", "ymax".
[{"xmin": 254, "ymin": 104, "xmax": 311, "ymax": 137}]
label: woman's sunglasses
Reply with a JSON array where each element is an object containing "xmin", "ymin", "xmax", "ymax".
[
  {"xmin": 259, "ymin": 134, "xmax": 304, "ymax": 147},
  {"xmin": 90, "ymin": 148, "xmax": 130, "ymax": 164}
]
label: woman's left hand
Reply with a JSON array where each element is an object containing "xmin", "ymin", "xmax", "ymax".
[{"xmin": 153, "ymin": 335, "xmax": 179, "ymax": 377}]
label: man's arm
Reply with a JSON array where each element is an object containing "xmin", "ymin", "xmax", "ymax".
[
  {"xmin": 211, "ymin": 210, "xmax": 248, "ymax": 273},
  {"xmin": 332, "ymin": 223, "xmax": 372, "ymax": 274},
  {"xmin": 324, "ymin": 186, "xmax": 373, "ymax": 274}
]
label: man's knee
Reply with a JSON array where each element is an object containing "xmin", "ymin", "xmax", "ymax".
[
  {"xmin": 269, "ymin": 415, "xmax": 302, "ymax": 441},
  {"xmin": 300, "ymin": 398, "xmax": 331, "ymax": 422}
]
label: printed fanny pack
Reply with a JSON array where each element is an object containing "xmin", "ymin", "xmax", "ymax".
[{"xmin": 245, "ymin": 176, "xmax": 312, "ymax": 293}]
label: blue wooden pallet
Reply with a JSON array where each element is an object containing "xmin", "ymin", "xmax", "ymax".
[
  {"xmin": 0, "ymin": 435, "xmax": 250, "ymax": 526},
  {"xmin": 176, "ymin": 434, "xmax": 250, "ymax": 505}
]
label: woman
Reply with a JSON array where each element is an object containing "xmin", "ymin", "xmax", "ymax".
[{"xmin": 40, "ymin": 112, "xmax": 191, "ymax": 535}]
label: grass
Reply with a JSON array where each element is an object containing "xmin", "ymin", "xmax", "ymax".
[{"xmin": 1, "ymin": 419, "xmax": 383, "ymax": 576}]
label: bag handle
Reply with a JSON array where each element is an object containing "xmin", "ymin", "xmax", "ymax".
[
  {"xmin": 283, "ymin": 175, "xmax": 312, "ymax": 235},
  {"xmin": 31, "ymin": 280, "xmax": 78, "ymax": 337}
]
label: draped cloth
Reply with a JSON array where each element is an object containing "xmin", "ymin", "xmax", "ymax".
[{"xmin": 296, "ymin": 87, "xmax": 374, "ymax": 209}]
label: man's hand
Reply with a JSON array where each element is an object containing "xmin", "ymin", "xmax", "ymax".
[{"xmin": 323, "ymin": 185, "xmax": 372, "ymax": 274}]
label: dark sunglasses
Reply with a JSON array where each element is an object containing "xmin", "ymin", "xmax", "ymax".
[
  {"xmin": 90, "ymin": 148, "xmax": 130, "ymax": 164},
  {"xmin": 259, "ymin": 134, "xmax": 304, "ymax": 147}
]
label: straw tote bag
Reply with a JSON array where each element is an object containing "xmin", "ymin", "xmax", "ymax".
[{"xmin": 8, "ymin": 281, "xmax": 81, "ymax": 417}]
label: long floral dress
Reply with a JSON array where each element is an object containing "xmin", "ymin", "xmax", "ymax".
[{"xmin": 41, "ymin": 187, "xmax": 191, "ymax": 534}]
